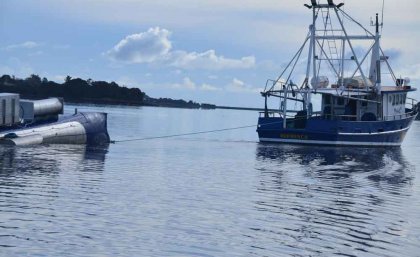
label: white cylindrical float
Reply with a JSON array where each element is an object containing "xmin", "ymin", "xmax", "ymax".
[{"xmin": 311, "ymin": 76, "xmax": 329, "ymax": 89}]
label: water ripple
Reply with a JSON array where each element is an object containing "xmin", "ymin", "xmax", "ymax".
[
  {"xmin": 252, "ymin": 144, "xmax": 418, "ymax": 256},
  {"xmin": 0, "ymin": 106, "xmax": 420, "ymax": 256}
]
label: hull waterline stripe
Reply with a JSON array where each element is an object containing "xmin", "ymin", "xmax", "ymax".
[
  {"xmin": 337, "ymin": 127, "xmax": 409, "ymax": 135},
  {"xmin": 259, "ymin": 137, "xmax": 401, "ymax": 146}
]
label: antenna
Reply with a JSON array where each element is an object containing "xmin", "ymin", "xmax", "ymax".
[{"xmin": 380, "ymin": 0, "xmax": 385, "ymax": 33}]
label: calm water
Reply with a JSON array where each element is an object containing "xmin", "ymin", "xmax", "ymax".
[{"xmin": 1, "ymin": 105, "xmax": 420, "ymax": 257}]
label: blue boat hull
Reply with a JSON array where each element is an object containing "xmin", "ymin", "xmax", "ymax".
[{"xmin": 257, "ymin": 115, "xmax": 417, "ymax": 146}]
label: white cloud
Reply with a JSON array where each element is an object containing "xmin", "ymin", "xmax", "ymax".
[
  {"xmin": 106, "ymin": 27, "xmax": 255, "ymax": 70},
  {"xmin": 200, "ymin": 83, "xmax": 220, "ymax": 91},
  {"xmin": 169, "ymin": 77, "xmax": 222, "ymax": 91},
  {"xmin": 170, "ymin": 50, "xmax": 255, "ymax": 70},
  {"xmin": 4, "ymin": 41, "xmax": 40, "ymax": 50},
  {"xmin": 171, "ymin": 77, "xmax": 196, "ymax": 90},
  {"xmin": 17, "ymin": 1, "xmax": 420, "ymax": 64},
  {"xmin": 227, "ymin": 78, "xmax": 245, "ymax": 92},
  {"xmin": 28, "ymin": 0, "xmax": 305, "ymax": 25},
  {"xmin": 226, "ymin": 78, "xmax": 262, "ymax": 93},
  {"xmin": 29, "ymin": 0, "xmax": 420, "ymax": 25},
  {"xmin": 106, "ymin": 27, "xmax": 172, "ymax": 63}
]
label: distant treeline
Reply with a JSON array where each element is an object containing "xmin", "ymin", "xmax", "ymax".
[{"xmin": 0, "ymin": 74, "xmax": 216, "ymax": 109}]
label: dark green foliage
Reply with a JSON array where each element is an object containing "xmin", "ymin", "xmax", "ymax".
[
  {"xmin": 0, "ymin": 74, "xmax": 213, "ymax": 109},
  {"xmin": 144, "ymin": 97, "xmax": 200, "ymax": 109},
  {"xmin": 201, "ymin": 103, "xmax": 216, "ymax": 109},
  {"xmin": 0, "ymin": 74, "xmax": 145, "ymax": 105}
]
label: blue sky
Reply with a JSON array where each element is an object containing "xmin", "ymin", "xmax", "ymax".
[{"xmin": 1, "ymin": 0, "xmax": 419, "ymax": 107}]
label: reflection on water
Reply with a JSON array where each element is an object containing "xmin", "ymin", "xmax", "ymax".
[
  {"xmin": 256, "ymin": 144, "xmax": 412, "ymax": 185},
  {"xmin": 0, "ymin": 145, "xmax": 109, "ymax": 253},
  {"xmin": 0, "ymin": 145, "xmax": 108, "ymax": 173},
  {"xmin": 251, "ymin": 144, "xmax": 416, "ymax": 256},
  {"xmin": 1, "ymin": 104, "xmax": 420, "ymax": 257}
]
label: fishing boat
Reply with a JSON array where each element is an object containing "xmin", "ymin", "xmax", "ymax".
[
  {"xmin": 0, "ymin": 94, "xmax": 110, "ymax": 146},
  {"xmin": 257, "ymin": 0, "xmax": 418, "ymax": 146}
]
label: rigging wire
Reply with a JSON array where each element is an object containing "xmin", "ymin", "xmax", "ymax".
[
  {"xmin": 338, "ymin": 9, "xmax": 373, "ymax": 36},
  {"xmin": 268, "ymin": 34, "xmax": 311, "ymax": 92},
  {"xmin": 111, "ymin": 121, "xmax": 275, "ymax": 143}
]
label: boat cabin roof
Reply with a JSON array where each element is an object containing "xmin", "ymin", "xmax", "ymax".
[
  {"xmin": 264, "ymin": 85, "xmax": 416, "ymax": 100},
  {"xmin": 315, "ymin": 88, "xmax": 370, "ymax": 96},
  {"xmin": 380, "ymin": 86, "xmax": 416, "ymax": 93},
  {"xmin": 314, "ymin": 86, "xmax": 415, "ymax": 96}
]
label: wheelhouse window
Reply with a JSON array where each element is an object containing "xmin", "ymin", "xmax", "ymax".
[{"xmin": 324, "ymin": 95, "xmax": 331, "ymax": 104}]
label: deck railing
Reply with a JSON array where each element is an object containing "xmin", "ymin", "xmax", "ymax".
[
  {"xmin": 259, "ymin": 111, "xmax": 358, "ymax": 121},
  {"xmin": 383, "ymin": 98, "xmax": 418, "ymax": 121},
  {"xmin": 260, "ymin": 101, "xmax": 418, "ymax": 122}
]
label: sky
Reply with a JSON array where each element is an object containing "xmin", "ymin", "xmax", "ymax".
[{"xmin": 1, "ymin": 0, "xmax": 419, "ymax": 107}]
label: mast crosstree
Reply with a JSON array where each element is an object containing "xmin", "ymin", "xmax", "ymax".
[{"xmin": 263, "ymin": 0, "xmax": 394, "ymax": 119}]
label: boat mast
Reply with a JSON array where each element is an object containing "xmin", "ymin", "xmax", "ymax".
[
  {"xmin": 369, "ymin": 13, "xmax": 381, "ymax": 92},
  {"xmin": 303, "ymin": 1, "xmax": 319, "ymax": 117},
  {"xmin": 282, "ymin": 82, "xmax": 287, "ymax": 128},
  {"xmin": 304, "ymin": 22, "xmax": 313, "ymax": 112},
  {"xmin": 266, "ymin": 0, "xmax": 387, "ymax": 122},
  {"xmin": 309, "ymin": 6, "xmax": 317, "ymax": 116}
]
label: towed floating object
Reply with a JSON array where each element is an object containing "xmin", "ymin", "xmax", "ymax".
[{"xmin": 0, "ymin": 94, "xmax": 110, "ymax": 146}]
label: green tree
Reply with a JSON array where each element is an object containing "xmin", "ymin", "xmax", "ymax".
[
  {"xmin": 26, "ymin": 74, "xmax": 42, "ymax": 85},
  {"xmin": 65, "ymin": 75, "xmax": 72, "ymax": 83}
]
